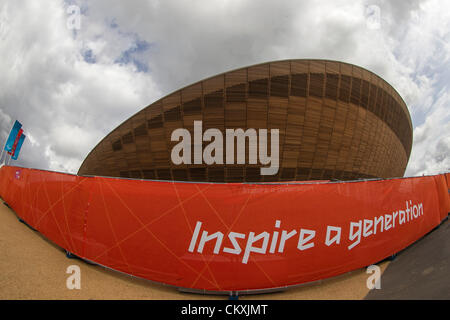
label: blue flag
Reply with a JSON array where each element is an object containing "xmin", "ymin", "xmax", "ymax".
[
  {"xmin": 5, "ymin": 120, "xmax": 22, "ymax": 152},
  {"xmin": 12, "ymin": 134, "xmax": 26, "ymax": 160}
]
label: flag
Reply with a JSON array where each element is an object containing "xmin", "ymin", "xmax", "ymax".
[
  {"xmin": 12, "ymin": 134, "xmax": 26, "ymax": 160},
  {"xmin": 8, "ymin": 129, "xmax": 23, "ymax": 155},
  {"xmin": 4, "ymin": 120, "xmax": 22, "ymax": 152}
]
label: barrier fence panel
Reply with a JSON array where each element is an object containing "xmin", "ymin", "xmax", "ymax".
[
  {"xmin": 0, "ymin": 167, "xmax": 90, "ymax": 257},
  {"xmin": 0, "ymin": 165, "xmax": 448, "ymax": 292},
  {"xmin": 446, "ymin": 173, "xmax": 450, "ymax": 190},
  {"xmin": 433, "ymin": 174, "xmax": 450, "ymax": 221},
  {"xmin": 28, "ymin": 170, "xmax": 91, "ymax": 257}
]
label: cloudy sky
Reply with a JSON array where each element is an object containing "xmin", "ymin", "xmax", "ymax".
[{"xmin": 0, "ymin": 0, "xmax": 448, "ymax": 177}]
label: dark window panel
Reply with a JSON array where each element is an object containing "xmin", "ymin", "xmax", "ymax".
[
  {"xmin": 322, "ymin": 169, "xmax": 334, "ymax": 180},
  {"xmin": 333, "ymin": 170, "xmax": 343, "ymax": 180},
  {"xmin": 342, "ymin": 171, "xmax": 354, "ymax": 180},
  {"xmin": 226, "ymin": 83, "xmax": 246, "ymax": 102},
  {"xmin": 204, "ymin": 90, "xmax": 223, "ymax": 108},
  {"xmin": 119, "ymin": 171, "xmax": 129, "ymax": 178},
  {"xmin": 310, "ymin": 168, "xmax": 324, "ymax": 180},
  {"xmin": 172, "ymin": 169, "xmax": 188, "ymax": 181},
  {"xmin": 112, "ymin": 139, "xmax": 122, "ymax": 151},
  {"xmin": 291, "ymin": 73, "xmax": 308, "ymax": 97},
  {"xmin": 368, "ymin": 84, "xmax": 377, "ymax": 112},
  {"xmin": 361, "ymin": 80, "xmax": 369, "ymax": 108},
  {"xmin": 142, "ymin": 170, "xmax": 155, "ymax": 179},
  {"xmin": 227, "ymin": 167, "xmax": 244, "ymax": 182},
  {"xmin": 183, "ymin": 98, "xmax": 202, "ymax": 115},
  {"xmin": 249, "ymin": 78, "xmax": 268, "ymax": 98},
  {"xmin": 164, "ymin": 106, "xmax": 182, "ymax": 121},
  {"xmin": 263, "ymin": 173, "xmax": 279, "ymax": 182},
  {"xmin": 122, "ymin": 132, "xmax": 134, "ymax": 144},
  {"xmin": 134, "ymin": 123, "xmax": 147, "ymax": 137},
  {"xmin": 339, "ymin": 75, "xmax": 351, "ymax": 103},
  {"xmin": 130, "ymin": 170, "xmax": 142, "ymax": 178},
  {"xmin": 245, "ymin": 167, "xmax": 261, "ymax": 182},
  {"xmin": 148, "ymin": 115, "xmax": 163, "ymax": 128},
  {"xmin": 270, "ymin": 75, "xmax": 289, "ymax": 97},
  {"xmin": 189, "ymin": 167, "xmax": 206, "ymax": 181},
  {"xmin": 309, "ymin": 73, "xmax": 324, "ymax": 98},
  {"xmin": 156, "ymin": 168, "xmax": 172, "ymax": 180},
  {"xmin": 350, "ymin": 77, "xmax": 361, "ymax": 105},
  {"xmin": 296, "ymin": 167, "xmax": 311, "ymax": 180},
  {"xmin": 208, "ymin": 167, "xmax": 225, "ymax": 182},
  {"xmin": 325, "ymin": 73, "xmax": 339, "ymax": 100},
  {"xmin": 281, "ymin": 168, "xmax": 296, "ymax": 180},
  {"xmin": 375, "ymin": 88, "xmax": 383, "ymax": 119},
  {"xmin": 382, "ymin": 90, "xmax": 389, "ymax": 122}
]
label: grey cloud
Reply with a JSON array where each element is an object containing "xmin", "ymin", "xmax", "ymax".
[{"xmin": 435, "ymin": 138, "xmax": 449, "ymax": 164}]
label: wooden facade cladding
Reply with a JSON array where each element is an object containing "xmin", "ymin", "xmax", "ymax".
[{"xmin": 78, "ymin": 60, "xmax": 412, "ymax": 182}]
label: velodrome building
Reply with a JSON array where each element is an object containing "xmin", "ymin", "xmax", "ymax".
[{"xmin": 78, "ymin": 59, "xmax": 413, "ymax": 182}]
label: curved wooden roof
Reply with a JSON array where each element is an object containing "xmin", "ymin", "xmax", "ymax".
[{"xmin": 78, "ymin": 59, "xmax": 412, "ymax": 182}]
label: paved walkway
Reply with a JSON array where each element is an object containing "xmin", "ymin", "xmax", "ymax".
[
  {"xmin": 365, "ymin": 218, "xmax": 449, "ymax": 300},
  {"xmin": 0, "ymin": 199, "xmax": 403, "ymax": 300}
]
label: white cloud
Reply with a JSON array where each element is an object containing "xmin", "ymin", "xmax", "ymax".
[
  {"xmin": 0, "ymin": 0, "xmax": 448, "ymax": 176},
  {"xmin": 405, "ymin": 88, "xmax": 450, "ymax": 176},
  {"xmin": 0, "ymin": 0, "xmax": 160, "ymax": 173}
]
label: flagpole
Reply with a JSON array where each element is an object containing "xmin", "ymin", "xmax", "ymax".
[{"xmin": 0, "ymin": 121, "xmax": 15, "ymax": 166}]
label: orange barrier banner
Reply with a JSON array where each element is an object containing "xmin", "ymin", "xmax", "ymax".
[
  {"xmin": 0, "ymin": 165, "xmax": 448, "ymax": 292},
  {"xmin": 433, "ymin": 174, "xmax": 450, "ymax": 221}
]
